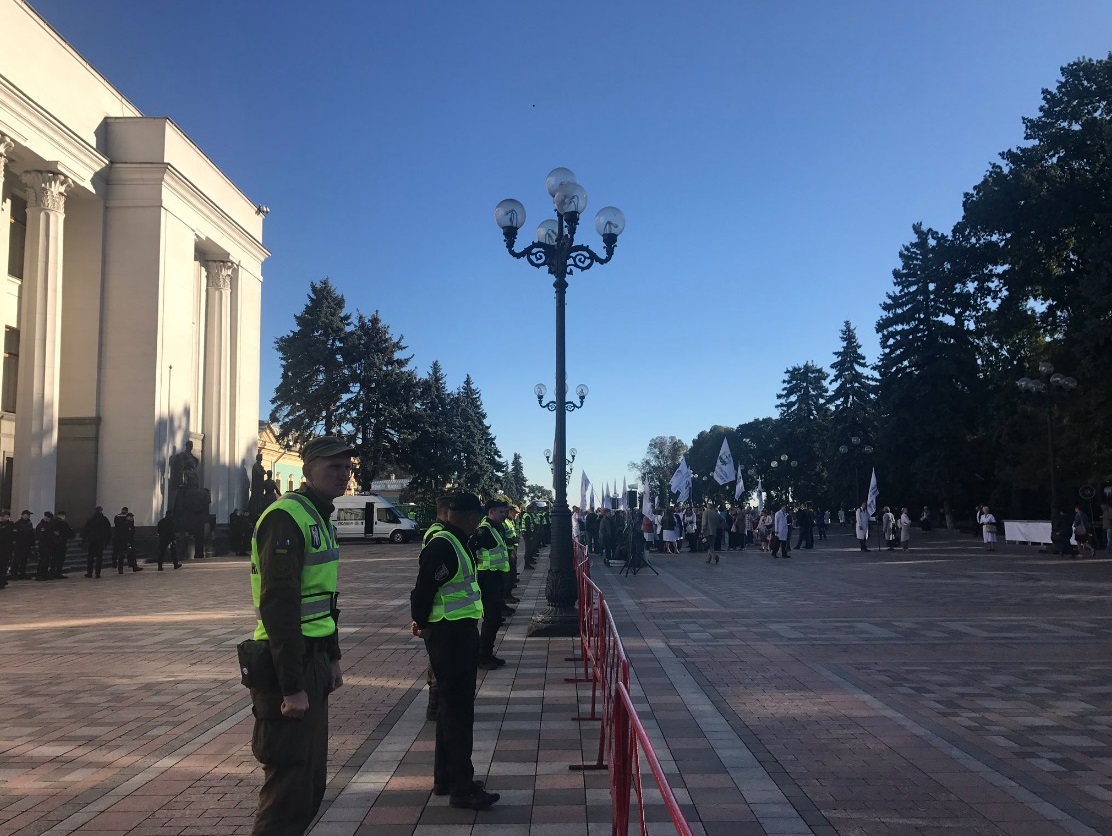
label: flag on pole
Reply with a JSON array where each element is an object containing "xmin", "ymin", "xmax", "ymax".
[
  {"xmin": 713, "ymin": 438, "xmax": 736, "ymax": 485},
  {"xmin": 735, "ymin": 470, "xmax": 745, "ymax": 502},
  {"xmin": 641, "ymin": 484, "xmax": 653, "ymax": 519},
  {"xmin": 589, "ymin": 484, "xmax": 596, "ymax": 510},
  {"xmin": 580, "ymin": 470, "xmax": 589, "ymax": 510},
  {"xmin": 756, "ymin": 477, "xmax": 764, "ymax": 515},
  {"xmin": 620, "ymin": 477, "xmax": 628, "ymax": 510},
  {"xmin": 867, "ymin": 468, "xmax": 880, "ymax": 516},
  {"xmin": 669, "ymin": 457, "xmax": 691, "ymax": 503},
  {"xmin": 604, "ymin": 482, "xmax": 611, "ymax": 510}
]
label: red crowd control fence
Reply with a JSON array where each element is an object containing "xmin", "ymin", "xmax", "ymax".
[{"xmin": 568, "ymin": 541, "xmax": 694, "ymax": 836}]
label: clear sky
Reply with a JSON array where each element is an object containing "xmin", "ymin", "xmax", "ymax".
[{"xmin": 28, "ymin": 0, "xmax": 1112, "ymax": 494}]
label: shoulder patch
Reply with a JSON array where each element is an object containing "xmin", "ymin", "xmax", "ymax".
[
  {"xmin": 275, "ymin": 538, "xmax": 292, "ymax": 554},
  {"xmin": 308, "ymin": 524, "xmax": 321, "ymax": 549},
  {"xmin": 434, "ymin": 565, "xmax": 450, "ymax": 582}
]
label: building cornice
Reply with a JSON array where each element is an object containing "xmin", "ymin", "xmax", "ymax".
[
  {"xmin": 107, "ymin": 162, "xmax": 270, "ymax": 265},
  {"xmin": 0, "ymin": 74, "xmax": 109, "ymax": 191}
]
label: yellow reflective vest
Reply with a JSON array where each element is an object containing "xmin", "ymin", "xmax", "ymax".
[
  {"xmin": 475, "ymin": 518, "xmax": 510, "ymax": 572},
  {"xmin": 251, "ymin": 492, "xmax": 339, "ymax": 640},
  {"xmin": 428, "ymin": 529, "xmax": 483, "ymax": 622}
]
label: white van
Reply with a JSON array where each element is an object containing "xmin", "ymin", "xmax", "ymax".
[{"xmin": 331, "ymin": 494, "xmax": 419, "ymax": 543}]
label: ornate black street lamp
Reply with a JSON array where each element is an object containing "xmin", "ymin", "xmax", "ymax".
[
  {"xmin": 495, "ymin": 167, "xmax": 625, "ymax": 637},
  {"xmin": 535, "ymin": 382, "xmax": 588, "ymax": 412},
  {"xmin": 1017, "ymin": 362, "xmax": 1077, "ymax": 521},
  {"xmin": 838, "ymin": 437, "xmax": 873, "ymax": 503},
  {"xmin": 545, "ymin": 447, "xmax": 577, "ymax": 486}
]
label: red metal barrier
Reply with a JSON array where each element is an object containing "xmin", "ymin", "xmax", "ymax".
[
  {"xmin": 613, "ymin": 680, "xmax": 695, "ymax": 836},
  {"xmin": 567, "ymin": 540, "xmax": 694, "ymax": 833}
]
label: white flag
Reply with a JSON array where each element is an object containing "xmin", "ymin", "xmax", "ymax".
[
  {"xmin": 580, "ymin": 470, "xmax": 589, "ymax": 510},
  {"xmin": 713, "ymin": 438, "xmax": 736, "ymax": 485},
  {"xmin": 735, "ymin": 470, "xmax": 745, "ymax": 502},
  {"xmin": 756, "ymin": 477, "xmax": 764, "ymax": 515},
  {"xmin": 867, "ymin": 468, "xmax": 880, "ymax": 516},
  {"xmin": 641, "ymin": 485, "xmax": 653, "ymax": 518},
  {"xmin": 669, "ymin": 456, "xmax": 691, "ymax": 502},
  {"xmin": 620, "ymin": 477, "xmax": 628, "ymax": 510},
  {"xmin": 589, "ymin": 484, "xmax": 596, "ymax": 509}
]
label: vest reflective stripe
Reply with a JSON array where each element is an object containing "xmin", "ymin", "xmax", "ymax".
[
  {"xmin": 428, "ymin": 530, "xmax": 483, "ymax": 622},
  {"xmin": 503, "ymin": 519, "xmax": 518, "ymax": 546},
  {"xmin": 251, "ymin": 492, "xmax": 340, "ymax": 640},
  {"xmin": 476, "ymin": 519, "xmax": 509, "ymax": 572},
  {"xmin": 422, "ymin": 522, "xmax": 445, "ymax": 547}
]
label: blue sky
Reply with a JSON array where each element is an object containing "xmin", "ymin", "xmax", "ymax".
[{"xmin": 30, "ymin": 0, "xmax": 1112, "ymax": 493}]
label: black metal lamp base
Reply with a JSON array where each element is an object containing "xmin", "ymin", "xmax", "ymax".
[{"xmin": 526, "ymin": 604, "xmax": 579, "ymax": 638}]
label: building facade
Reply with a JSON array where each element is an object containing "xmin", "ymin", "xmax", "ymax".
[{"xmin": 0, "ymin": 0, "xmax": 267, "ymax": 527}]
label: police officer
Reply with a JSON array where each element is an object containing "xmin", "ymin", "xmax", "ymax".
[
  {"xmin": 33, "ymin": 512, "xmax": 54, "ymax": 580},
  {"xmin": 504, "ymin": 505, "xmax": 521, "ymax": 604},
  {"xmin": 410, "ymin": 491, "xmax": 499, "ymax": 810},
  {"xmin": 113, "ymin": 507, "xmax": 142, "ymax": 572},
  {"xmin": 11, "ymin": 510, "xmax": 34, "ymax": 580},
  {"xmin": 83, "ymin": 507, "xmax": 112, "ymax": 578},
  {"xmin": 0, "ymin": 510, "xmax": 13, "ymax": 588},
  {"xmin": 249, "ymin": 436, "xmax": 351, "ymax": 836},
  {"xmin": 51, "ymin": 511, "xmax": 74, "ymax": 578},
  {"xmin": 471, "ymin": 498, "xmax": 511, "ymax": 670},
  {"xmin": 520, "ymin": 504, "xmax": 537, "ymax": 568},
  {"xmin": 421, "ymin": 495, "xmax": 452, "ymax": 721},
  {"xmin": 156, "ymin": 514, "xmax": 181, "ymax": 570}
]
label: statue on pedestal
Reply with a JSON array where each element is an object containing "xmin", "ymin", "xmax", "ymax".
[
  {"xmin": 168, "ymin": 440, "xmax": 200, "ymax": 515},
  {"xmin": 248, "ymin": 452, "xmax": 266, "ymax": 518}
]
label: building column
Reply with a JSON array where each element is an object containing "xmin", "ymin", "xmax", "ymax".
[
  {"xmin": 12, "ymin": 170, "xmax": 73, "ymax": 515},
  {"xmin": 202, "ymin": 260, "xmax": 233, "ymax": 520},
  {"xmin": 0, "ymin": 134, "xmax": 13, "ymax": 180}
]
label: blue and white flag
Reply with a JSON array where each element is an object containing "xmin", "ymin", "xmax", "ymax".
[
  {"xmin": 669, "ymin": 457, "xmax": 691, "ymax": 503},
  {"xmin": 603, "ymin": 482, "xmax": 612, "ymax": 511},
  {"xmin": 735, "ymin": 470, "xmax": 745, "ymax": 502},
  {"xmin": 580, "ymin": 470, "xmax": 589, "ymax": 510},
  {"xmin": 756, "ymin": 477, "xmax": 764, "ymax": 515},
  {"xmin": 641, "ymin": 486, "xmax": 653, "ymax": 519},
  {"xmin": 867, "ymin": 468, "xmax": 880, "ymax": 516},
  {"xmin": 713, "ymin": 438, "xmax": 736, "ymax": 486},
  {"xmin": 620, "ymin": 477, "xmax": 628, "ymax": 510},
  {"xmin": 589, "ymin": 484, "xmax": 596, "ymax": 510}
]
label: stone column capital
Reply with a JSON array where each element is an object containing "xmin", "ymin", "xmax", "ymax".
[
  {"xmin": 21, "ymin": 170, "xmax": 73, "ymax": 213},
  {"xmin": 0, "ymin": 133, "xmax": 14, "ymax": 161},
  {"xmin": 204, "ymin": 260, "xmax": 235, "ymax": 291}
]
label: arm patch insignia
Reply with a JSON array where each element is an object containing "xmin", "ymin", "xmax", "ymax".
[
  {"xmin": 309, "ymin": 525, "xmax": 321, "ymax": 549},
  {"xmin": 434, "ymin": 565, "xmax": 450, "ymax": 582}
]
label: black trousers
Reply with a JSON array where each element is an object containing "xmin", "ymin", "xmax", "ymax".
[
  {"xmin": 0, "ymin": 548, "xmax": 9, "ymax": 585},
  {"xmin": 114, "ymin": 543, "xmax": 138, "ymax": 572},
  {"xmin": 425, "ymin": 619, "xmax": 479, "ymax": 794},
  {"xmin": 86, "ymin": 542, "xmax": 106, "ymax": 576},
  {"xmin": 157, "ymin": 536, "xmax": 179, "ymax": 569},
  {"xmin": 770, "ymin": 535, "xmax": 790, "ymax": 558},
  {"xmin": 11, "ymin": 546, "xmax": 31, "ymax": 578},
  {"xmin": 476, "ymin": 571, "xmax": 505, "ymax": 660},
  {"xmin": 251, "ymin": 644, "xmax": 332, "ymax": 836}
]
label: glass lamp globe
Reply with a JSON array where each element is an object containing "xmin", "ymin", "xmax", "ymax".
[
  {"xmin": 494, "ymin": 199, "xmax": 526, "ymax": 229},
  {"xmin": 569, "ymin": 447, "xmax": 577, "ymax": 457},
  {"xmin": 545, "ymin": 167, "xmax": 577, "ymax": 196},
  {"xmin": 791, "ymin": 460, "xmax": 798, "ymax": 467},
  {"xmin": 536, "ymin": 219, "xmax": 559, "ymax": 244},
  {"xmin": 575, "ymin": 384, "xmax": 589, "ymax": 399},
  {"xmin": 781, "ymin": 454, "xmax": 788, "ymax": 461},
  {"xmin": 554, "ymin": 181, "xmax": 588, "ymax": 215},
  {"xmin": 544, "ymin": 448, "xmax": 552, "ymax": 458},
  {"xmin": 534, "ymin": 383, "xmax": 547, "ymax": 399},
  {"xmin": 1016, "ymin": 377, "xmax": 1032, "ymax": 390},
  {"xmin": 1063, "ymin": 376, "xmax": 1078, "ymax": 389},
  {"xmin": 770, "ymin": 461, "xmax": 778, "ymax": 468},
  {"xmin": 594, "ymin": 206, "xmax": 626, "ymax": 237},
  {"xmin": 1050, "ymin": 372, "xmax": 1064, "ymax": 386},
  {"xmin": 864, "ymin": 446, "xmax": 874, "ymax": 454},
  {"xmin": 851, "ymin": 436, "xmax": 861, "ymax": 446},
  {"xmin": 839, "ymin": 445, "xmax": 849, "ymax": 454},
  {"xmin": 1038, "ymin": 361, "xmax": 1055, "ymax": 375}
]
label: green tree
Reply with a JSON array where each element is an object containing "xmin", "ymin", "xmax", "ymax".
[
  {"xmin": 339, "ymin": 311, "xmax": 419, "ymax": 489},
  {"xmin": 505, "ymin": 453, "xmax": 527, "ymax": 505},
  {"xmin": 776, "ymin": 362, "xmax": 831, "ymax": 505},
  {"xmin": 453, "ymin": 375, "xmax": 505, "ymax": 497},
  {"xmin": 827, "ymin": 321, "xmax": 876, "ymax": 509},
  {"xmin": 876, "ymin": 224, "xmax": 977, "ymax": 525},
  {"xmin": 525, "ymin": 483, "xmax": 555, "ymax": 503},
  {"xmin": 270, "ymin": 278, "xmax": 350, "ymax": 443},
  {"xmin": 630, "ymin": 435, "xmax": 688, "ymax": 505},
  {"xmin": 407, "ymin": 361, "xmax": 462, "ymax": 501}
]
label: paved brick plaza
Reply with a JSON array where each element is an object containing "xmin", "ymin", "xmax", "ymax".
[{"xmin": 1, "ymin": 529, "xmax": 1110, "ymax": 836}]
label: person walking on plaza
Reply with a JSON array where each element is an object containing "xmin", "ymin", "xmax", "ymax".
[
  {"xmin": 51, "ymin": 511, "xmax": 74, "ymax": 579},
  {"xmin": 702, "ymin": 502, "xmax": 721, "ymax": 564},
  {"xmin": 1073, "ymin": 503, "xmax": 1094, "ymax": 557},
  {"xmin": 157, "ymin": 514, "xmax": 182, "ymax": 570},
  {"xmin": 410, "ymin": 491, "xmax": 500, "ymax": 811},
  {"xmin": 899, "ymin": 507, "xmax": 912, "ymax": 551},
  {"xmin": 11, "ymin": 510, "xmax": 34, "ymax": 580},
  {"xmin": 855, "ymin": 501, "xmax": 871, "ymax": 552},
  {"xmin": 0, "ymin": 510, "xmax": 12, "ymax": 588},
  {"xmin": 471, "ymin": 498, "xmax": 511, "ymax": 670},
  {"xmin": 82, "ymin": 506, "xmax": 112, "ymax": 578},
  {"xmin": 978, "ymin": 505, "xmax": 998, "ymax": 552},
  {"xmin": 598, "ymin": 507, "xmax": 617, "ymax": 564},
  {"xmin": 248, "ymin": 436, "xmax": 352, "ymax": 836},
  {"xmin": 771, "ymin": 504, "xmax": 791, "ymax": 558},
  {"xmin": 113, "ymin": 507, "xmax": 142, "ymax": 573}
]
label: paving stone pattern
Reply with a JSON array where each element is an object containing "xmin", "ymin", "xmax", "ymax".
[{"xmin": 1, "ymin": 530, "xmax": 1109, "ymax": 835}]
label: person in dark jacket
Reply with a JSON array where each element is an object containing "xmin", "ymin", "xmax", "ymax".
[
  {"xmin": 598, "ymin": 508, "xmax": 617, "ymax": 564},
  {"xmin": 34, "ymin": 512, "xmax": 55, "ymax": 580},
  {"xmin": 51, "ymin": 511, "xmax": 75, "ymax": 578},
  {"xmin": 12, "ymin": 510, "xmax": 34, "ymax": 579},
  {"xmin": 83, "ymin": 507, "xmax": 112, "ymax": 578},
  {"xmin": 0, "ymin": 510, "xmax": 13, "ymax": 587},
  {"xmin": 157, "ymin": 514, "xmax": 182, "ymax": 570},
  {"xmin": 113, "ymin": 508, "xmax": 142, "ymax": 573}
]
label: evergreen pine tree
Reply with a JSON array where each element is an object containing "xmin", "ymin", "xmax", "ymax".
[
  {"xmin": 827, "ymin": 321, "xmax": 877, "ymax": 508},
  {"xmin": 408, "ymin": 361, "xmax": 461, "ymax": 500},
  {"xmin": 775, "ymin": 362, "xmax": 831, "ymax": 504},
  {"xmin": 270, "ymin": 278, "xmax": 350, "ymax": 443},
  {"xmin": 339, "ymin": 311, "xmax": 419, "ymax": 489},
  {"xmin": 506, "ymin": 453, "xmax": 527, "ymax": 505},
  {"xmin": 453, "ymin": 375, "xmax": 505, "ymax": 497}
]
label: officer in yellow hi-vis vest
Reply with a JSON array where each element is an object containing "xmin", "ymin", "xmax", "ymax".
[
  {"xmin": 420, "ymin": 494, "xmax": 453, "ymax": 721},
  {"xmin": 248, "ymin": 436, "xmax": 353, "ymax": 836},
  {"xmin": 470, "ymin": 498, "xmax": 511, "ymax": 670},
  {"xmin": 410, "ymin": 492, "xmax": 500, "ymax": 811}
]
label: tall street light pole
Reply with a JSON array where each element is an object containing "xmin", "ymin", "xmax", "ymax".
[{"xmin": 495, "ymin": 167, "xmax": 625, "ymax": 637}]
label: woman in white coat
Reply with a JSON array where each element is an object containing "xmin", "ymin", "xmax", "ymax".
[
  {"xmin": 882, "ymin": 506, "xmax": 895, "ymax": 551},
  {"xmin": 978, "ymin": 505, "xmax": 997, "ymax": 552},
  {"xmin": 855, "ymin": 501, "xmax": 870, "ymax": 552}
]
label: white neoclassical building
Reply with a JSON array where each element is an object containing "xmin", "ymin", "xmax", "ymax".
[{"xmin": 0, "ymin": 0, "xmax": 267, "ymax": 528}]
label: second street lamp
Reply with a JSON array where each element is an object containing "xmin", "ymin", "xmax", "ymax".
[{"xmin": 496, "ymin": 167, "xmax": 625, "ymax": 637}]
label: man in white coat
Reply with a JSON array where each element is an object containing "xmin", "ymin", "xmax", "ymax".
[
  {"xmin": 772, "ymin": 505, "xmax": 791, "ymax": 559},
  {"xmin": 855, "ymin": 501, "xmax": 871, "ymax": 552}
]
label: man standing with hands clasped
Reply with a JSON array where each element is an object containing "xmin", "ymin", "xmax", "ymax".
[
  {"xmin": 410, "ymin": 491, "xmax": 500, "ymax": 810},
  {"xmin": 247, "ymin": 436, "xmax": 353, "ymax": 836}
]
